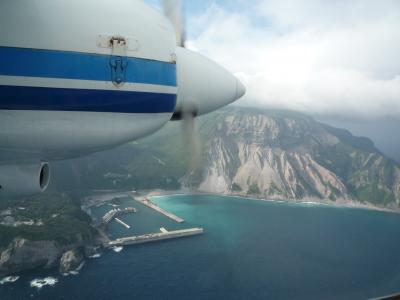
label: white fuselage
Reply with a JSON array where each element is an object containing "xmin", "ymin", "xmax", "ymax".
[{"xmin": 0, "ymin": 0, "xmax": 178, "ymax": 162}]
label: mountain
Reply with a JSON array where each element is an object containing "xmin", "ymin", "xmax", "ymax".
[
  {"xmin": 195, "ymin": 108, "xmax": 400, "ymax": 208},
  {"xmin": 52, "ymin": 107, "xmax": 400, "ymax": 210},
  {"xmin": 315, "ymin": 116, "xmax": 400, "ymax": 164}
]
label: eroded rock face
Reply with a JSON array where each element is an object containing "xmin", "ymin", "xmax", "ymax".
[
  {"xmin": 59, "ymin": 249, "xmax": 84, "ymax": 274},
  {"xmin": 194, "ymin": 108, "xmax": 400, "ymax": 205},
  {"xmin": 197, "ymin": 112, "xmax": 347, "ymax": 200},
  {"xmin": 0, "ymin": 239, "xmax": 60, "ymax": 276},
  {"xmin": 199, "ymin": 138, "xmax": 348, "ymax": 200}
]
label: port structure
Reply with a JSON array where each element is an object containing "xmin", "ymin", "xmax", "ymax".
[
  {"xmin": 115, "ymin": 218, "xmax": 131, "ymax": 229},
  {"xmin": 102, "ymin": 207, "xmax": 137, "ymax": 225},
  {"xmin": 107, "ymin": 227, "xmax": 204, "ymax": 247},
  {"xmin": 133, "ymin": 196, "xmax": 184, "ymax": 223}
]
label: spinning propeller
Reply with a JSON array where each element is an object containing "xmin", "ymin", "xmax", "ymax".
[{"xmin": 163, "ymin": 0, "xmax": 246, "ymax": 175}]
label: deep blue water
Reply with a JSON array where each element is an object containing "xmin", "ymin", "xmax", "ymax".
[{"xmin": 2, "ymin": 195, "xmax": 400, "ymax": 300}]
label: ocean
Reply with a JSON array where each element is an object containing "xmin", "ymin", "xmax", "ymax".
[{"xmin": 1, "ymin": 195, "xmax": 400, "ymax": 300}]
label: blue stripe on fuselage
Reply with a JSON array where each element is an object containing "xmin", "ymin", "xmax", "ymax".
[
  {"xmin": 0, "ymin": 46, "xmax": 177, "ymax": 87},
  {"xmin": 0, "ymin": 85, "xmax": 176, "ymax": 113}
]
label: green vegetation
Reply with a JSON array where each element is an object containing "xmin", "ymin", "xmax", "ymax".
[
  {"xmin": 232, "ymin": 183, "xmax": 242, "ymax": 192},
  {"xmin": 268, "ymin": 181, "xmax": 282, "ymax": 194},
  {"xmin": 247, "ymin": 183, "xmax": 261, "ymax": 195},
  {"xmin": 0, "ymin": 193, "xmax": 95, "ymax": 248},
  {"xmin": 295, "ymin": 184, "xmax": 306, "ymax": 199},
  {"xmin": 314, "ymin": 143, "xmax": 355, "ymax": 180},
  {"xmin": 327, "ymin": 183, "xmax": 341, "ymax": 201},
  {"xmin": 322, "ymin": 124, "xmax": 378, "ymax": 153},
  {"xmin": 51, "ymin": 120, "xmax": 202, "ymax": 191},
  {"xmin": 351, "ymin": 183, "xmax": 395, "ymax": 205}
]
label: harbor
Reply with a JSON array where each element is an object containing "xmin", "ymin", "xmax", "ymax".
[
  {"xmin": 107, "ymin": 227, "xmax": 204, "ymax": 247},
  {"xmin": 90, "ymin": 193, "xmax": 204, "ymax": 249}
]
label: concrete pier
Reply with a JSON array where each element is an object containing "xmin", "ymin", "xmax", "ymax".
[
  {"xmin": 134, "ymin": 196, "xmax": 184, "ymax": 223},
  {"xmin": 107, "ymin": 228, "xmax": 203, "ymax": 247},
  {"xmin": 115, "ymin": 218, "xmax": 130, "ymax": 229},
  {"xmin": 102, "ymin": 207, "xmax": 137, "ymax": 224}
]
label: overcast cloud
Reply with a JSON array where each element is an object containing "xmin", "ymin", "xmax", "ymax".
[{"xmin": 185, "ymin": 0, "xmax": 400, "ymax": 119}]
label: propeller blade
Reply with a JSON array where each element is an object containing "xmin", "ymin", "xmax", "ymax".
[
  {"xmin": 182, "ymin": 112, "xmax": 201, "ymax": 175},
  {"xmin": 163, "ymin": 0, "xmax": 186, "ymax": 47}
]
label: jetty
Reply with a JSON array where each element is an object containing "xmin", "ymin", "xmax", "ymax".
[
  {"xmin": 133, "ymin": 196, "xmax": 184, "ymax": 223},
  {"xmin": 102, "ymin": 207, "xmax": 137, "ymax": 225},
  {"xmin": 107, "ymin": 227, "xmax": 203, "ymax": 247},
  {"xmin": 115, "ymin": 218, "xmax": 130, "ymax": 229}
]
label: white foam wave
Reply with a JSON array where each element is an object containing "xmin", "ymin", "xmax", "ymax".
[
  {"xmin": 299, "ymin": 201, "xmax": 324, "ymax": 206},
  {"xmin": 89, "ymin": 253, "xmax": 102, "ymax": 259},
  {"xmin": 71, "ymin": 262, "xmax": 85, "ymax": 275},
  {"xmin": 30, "ymin": 277, "xmax": 58, "ymax": 289},
  {"xmin": 112, "ymin": 246, "xmax": 124, "ymax": 253},
  {"xmin": 0, "ymin": 276, "xmax": 19, "ymax": 285},
  {"xmin": 62, "ymin": 261, "xmax": 86, "ymax": 277}
]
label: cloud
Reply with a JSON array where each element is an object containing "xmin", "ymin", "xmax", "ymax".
[{"xmin": 187, "ymin": 0, "xmax": 400, "ymax": 118}]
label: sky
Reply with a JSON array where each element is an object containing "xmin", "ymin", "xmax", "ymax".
[{"xmin": 146, "ymin": 0, "xmax": 400, "ymax": 121}]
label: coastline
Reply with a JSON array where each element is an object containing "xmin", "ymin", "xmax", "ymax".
[
  {"xmin": 143, "ymin": 189, "xmax": 400, "ymax": 215},
  {"xmin": 80, "ymin": 188, "xmax": 400, "ymax": 215},
  {"xmin": 2, "ymin": 189, "xmax": 398, "ymax": 286}
]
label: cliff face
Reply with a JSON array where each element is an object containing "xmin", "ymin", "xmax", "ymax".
[
  {"xmin": 197, "ymin": 111, "xmax": 345, "ymax": 199},
  {"xmin": 194, "ymin": 108, "xmax": 400, "ymax": 208},
  {"xmin": 59, "ymin": 249, "xmax": 84, "ymax": 274},
  {"xmin": 0, "ymin": 239, "xmax": 60, "ymax": 276},
  {"xmin": 0, "ymin": 239, "xmax": 97, "ymax": 276}
]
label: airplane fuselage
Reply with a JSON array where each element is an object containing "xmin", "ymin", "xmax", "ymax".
[
  {"xmin": 0, "ymin": 0, "xmax": 177, "ymax": 162},
  {"xmin": 0, "ymin": 0, "xmax": 245, "ymax": 197}
]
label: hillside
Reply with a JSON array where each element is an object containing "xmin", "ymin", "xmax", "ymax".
[
  {"xmin": 0, "ymin": 193, "xmax": 97, "ymax": 276},
  {"xmin": 52, "ymin": 107, "xmax": 400, "ymax": 210}
]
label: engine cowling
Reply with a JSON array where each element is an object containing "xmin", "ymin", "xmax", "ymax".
[{"xmin": 0, "ymin": 161, "xmax": 51, "ymax": 197}]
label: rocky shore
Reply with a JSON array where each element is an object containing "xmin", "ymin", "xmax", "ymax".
[{"xmin": 0, "ymin": 237, "xmax": 102, "ymax": 277}]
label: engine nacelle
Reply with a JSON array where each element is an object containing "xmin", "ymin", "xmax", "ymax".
[{"xmin": 0, "ymin": 162, "xmax": 51, "ymax": 198}]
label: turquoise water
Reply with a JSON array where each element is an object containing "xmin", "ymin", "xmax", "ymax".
[{"xmin": 2, "ymin": 195, "xmax": 400, "ymax": 299}]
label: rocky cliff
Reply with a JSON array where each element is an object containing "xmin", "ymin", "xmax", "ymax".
[
  {"xmin": 59, "ymin": 248, "xmax": 84, "ymax": 274},
  {"xmin": 194, "ymin": 108, "xmax": 400, "ymax": 209},
  {"xmin": 0, "ymin": 239, "xmax": 60, "ymax": 276}
]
